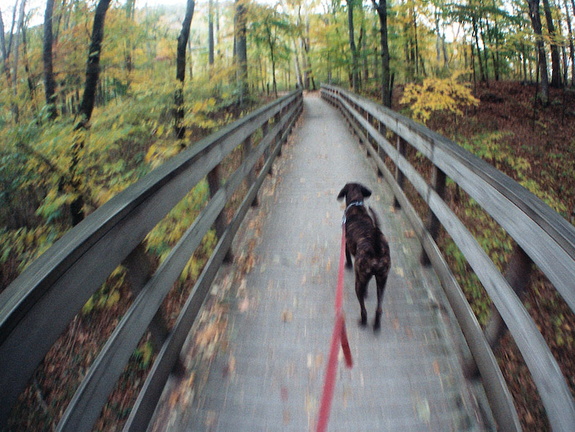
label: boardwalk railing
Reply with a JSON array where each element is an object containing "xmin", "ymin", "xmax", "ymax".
[
  {"xmin": 0, "ymin": 90, "xmax": 303, "ymax": 431},
  {"xmin": 321, "ymin": 84, "xmax": 575, "ymax": 431}
]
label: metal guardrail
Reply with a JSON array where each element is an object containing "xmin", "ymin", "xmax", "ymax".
[
  {"xmin": 0, "ymin": 90, "xmax": 303, "ymax": 431},
  {"xmin": 321, "ymin": 84, "xmax": 575, "ymax": 432}
]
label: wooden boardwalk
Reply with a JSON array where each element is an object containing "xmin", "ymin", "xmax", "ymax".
[{"xmin": 148, "ymin": 94, "xmax": 494, "ymax": 431}]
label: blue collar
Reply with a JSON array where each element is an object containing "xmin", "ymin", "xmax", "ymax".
[
  {"xmin": 345, "ymin": 201, "xmax": 364, "ymax": 212},
  {"xmin": 342, "ymin": 201, "xmax": 364, "ymax": 225}
]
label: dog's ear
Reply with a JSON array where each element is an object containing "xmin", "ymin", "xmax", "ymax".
[
  {"xmin": 360, "ymin": 185, "xmax": 372, "ymax": 199},
  {"xmin": 337, "ymin": 185, "xmax": 348, "ymax": 201}
]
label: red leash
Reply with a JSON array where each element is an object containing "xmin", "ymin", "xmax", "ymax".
[{"xmin": 316, "ymin": 226, "xmax": 353, "ymax": 432}]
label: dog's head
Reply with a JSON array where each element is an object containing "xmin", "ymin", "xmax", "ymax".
[{"xmin": 337, "ymin": 183, "xmax": 372, "ymax": 206}]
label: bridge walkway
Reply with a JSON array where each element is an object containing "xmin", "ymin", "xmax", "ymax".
[{"xmin": 148, "ymin": 93, "xmax": 493, "ymax": 431}]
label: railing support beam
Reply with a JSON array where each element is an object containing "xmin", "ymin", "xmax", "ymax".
[
  {"xmin": 393, "ymin": 136, "xmax": 406, "ymax": 209},
  {"xmin": 421, "ymin": 167, "xmax": 446, "ymax": 266}
]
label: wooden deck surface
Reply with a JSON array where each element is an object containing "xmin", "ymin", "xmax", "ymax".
[{"xmin": 148, "ymin": 94, "xmax": 494, "ymax": 432}]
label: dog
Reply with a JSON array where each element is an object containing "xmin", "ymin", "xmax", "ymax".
[{"xmin": 337, "ymin": 183, "xmax": 391, "ymax": 330}]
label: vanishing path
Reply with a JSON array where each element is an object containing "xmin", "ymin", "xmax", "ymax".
[{"xmin": 149, "ymin": 94, "xmax": 493, "ymax": 431}]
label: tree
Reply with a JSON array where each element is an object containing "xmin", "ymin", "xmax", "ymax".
[
  {"xmin": 235, "ymin": 0, "xmax": 248, "ymax": 105},
  {"xmin": 526, "ymin": 0, "xmax": 550, "ymax": 104},
  {"xmin": 124, "ymin": 0, "xmax": 136, "ymax": 86},
  {"xmin": 347, "ymin": 0, "xmax": 360, "ymax": 91},
  {"xmin": 250, "ymin": 4, "xmax": 292, "ymax": 97},
  {"xmin": 372, "ymin": 0, "xmax": 392, "ymax": 107},
  {"xmin": 174, "ymin": 0, "xmax": 195, "ymax": 140},
  {"xmin": 541, "ymin": 0, "xmax": 562, "ymax": 87},
  {"xmin": 70, "ymin": 0, "xmax": 113, "ymax": 225},
  {"xmin": 564, "ymin": 0, "xmax": 575, "ymax": 86},
  {"xmin": 208, "ymin": 0, "xmax": 215, "ymax": 70},
  {"xmin": 43, "ymin": 0, "xmax": 58, "ymax": 120},
  {"xmin": 11, "ymin": 0, "xmax": 27, "ymax": 123}
]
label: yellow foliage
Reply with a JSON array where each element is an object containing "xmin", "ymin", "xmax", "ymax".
[
  {"xmin": 400, "ymin": 72, "xmax": 479, "ymax": 124},
  {"xmin": 145, "ymin": 139, "xmax": 181, "ymax": 168}
]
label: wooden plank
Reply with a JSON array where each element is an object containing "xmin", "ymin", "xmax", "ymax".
[
  {"xmin": 364, "ymin": 139, "xmax": 521, "ymax": 432},
  {"xmin": 123, "ymin": 129, "xmax": 289, "ymax": 432},
  {"xmin": 0, "ymin": 90, "xmax": 302, "ymax": 424},
  {"xmin": 0, "ymin": 144, "xmax": 223, "ymax": 421},
  {"xmin": 328, "ymin": 87, "xmax": 575, "ymax": 431},
  {"xmin": 328, "ymin": 86, "xmax": 575, "ymax": 314},
  {"xmin": 57, "ymin": 98, "xmax": 302, "ymax": 432},
  {"xmin": 56, "ymin": 192, "xmax": 227, "ymax": 432}
]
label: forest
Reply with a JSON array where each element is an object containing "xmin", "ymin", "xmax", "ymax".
[{"xmin": 1, "ymin": 0, "xmax": 574, "ymax": 430}]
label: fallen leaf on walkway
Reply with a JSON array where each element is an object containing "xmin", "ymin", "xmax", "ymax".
[
  {"xmin": 433, "ymin": 360, "xmax": 440, "ymax": 375},
  {"xmin": 404, "ymin": 230, "xmax": 416, "ymax": 238},
  {"xmin": 305, "ymin": 393, "xmax": 317, "ymax": 416},
  {"xmin": 237, "ymin": 278, "xmax": 247, "ymax": 294},
  {"xmin": 223, "ymin": 355, "xmax": 236, "ymax": 377},
  {"xmin": 282, "ymin": 310, "xmax": 293, "ymax": 322},
  {"xmin": 205, "ymin": 411, "xmax": 217, "ymax": 429},
  {"xmin": 326, "ymin": 258, "xmax": 332, "ymax": 272},
  {"xmin": 281, "ymin": 386, "xmax": 289, "ymax": 401},
  {"xmin": 415, "ymin": 398, "xmax": 431, "ymax": 422},
  {"xmin": 393, "ymin": 318, "xmax": 400, "ymax": 330},
  {"xmin": 238, "ymin": 297, "xmax": 249, "ymax": 312},
  {"xmin": 395, "ymin": 267, "xmax": 404, "ymax": 277}
]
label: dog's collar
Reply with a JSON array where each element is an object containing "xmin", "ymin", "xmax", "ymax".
[
  {"xmin": 346, "ymin": 201, "xmax": 364, "ymax": 212},
  {"xmin": 342, "ymin": 201, "xmax": 364, "ymax": 225}
]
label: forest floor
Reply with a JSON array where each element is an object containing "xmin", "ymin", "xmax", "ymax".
[{"xmin": 394, "ymin": 80, "xmax": 575, "ymax": 431}]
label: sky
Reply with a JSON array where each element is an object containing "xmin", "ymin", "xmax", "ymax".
[
  {"xmin": 4, "ymin": 0, "xmax": 194, "ymax": 28},
  {"xmin": 9, "ymin": 0, "xmax": 277, "ymax": 27}
]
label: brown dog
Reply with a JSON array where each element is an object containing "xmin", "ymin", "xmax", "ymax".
[{"xmin": 338, "ymin": 183, "xmax": 391, "ymax": 330}]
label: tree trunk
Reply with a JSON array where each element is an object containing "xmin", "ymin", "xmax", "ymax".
[
  {"xmin": 565, "ymin": 0, "xmax": 575, "ymax": 86},
  {"xmin": 70, "ymin": 0, "xmax": 112, "ymax": 226},
  {"xmin": 21, "ymin": 26, "xmax": 36, "ymax": 109},
  {"xmin": 472, "ymin": 17, "xmax": 486, "ymax": 83},
  {"xmin": 77, "ymin": 0, "xmax": 112, "ymax": 127},
  {"xmin": 208, "ymin": 0, "xmax": 214, "ymax": 69},
  {"xmin": 174, "ymin": 0, "xmax": 195, "ymax": 140},
  {"xmin": 542, "ymin": 0, "xmax": 562, "ymax": 87},
  {"xmin": 527, "ymin": 0, "xmax": 550, "ymax": 104},
  {"xmin": 43, "ymin": 0, "xmax": 58, "ymax": 120},
  {"xmin": 234, "ymin": 0, "xmax": 248, "ymax": 106},
  {"xmin": 372, "ymin": 0, "xmax": 391, "ymax": 107},
  {"xmin": 124, "ymin": 0, "xmax": 136, "ymax": 88},
  {"xmin": 347, "ymin": 0, "xmax": 359, "ymax": 91},
  {"xmin": 293, "ymin": 38, "xmax": 303, "ymax": 88},
  {"xmin": 479, "ymin": 19, "xmax": 490, "ymax": 83},
  {"xmin": 0, "ymin": 7, "xmax": 11, "ymax": 83},
  {"xmin": 301, "ymin": 16, "xmax": 315, "ymax": 90},
  {"xmin": 413, "ymin": 6, "xmax": 420, "ymax": 77},
  {"xmin": 11, "ymin": 0, "xmax": 27, "ymax": 124}
]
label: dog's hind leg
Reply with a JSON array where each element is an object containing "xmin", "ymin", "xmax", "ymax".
[
  {"xmin": 355, "ymin": 276, "xmax": 369, "ymax": 326},
  {"xmin": 345, "ymin": 245, "xmax": 353, "ymax": 269},
  {"xmin": 373, "ymin": 273, "xmax": 388, "ymax": 331}
]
